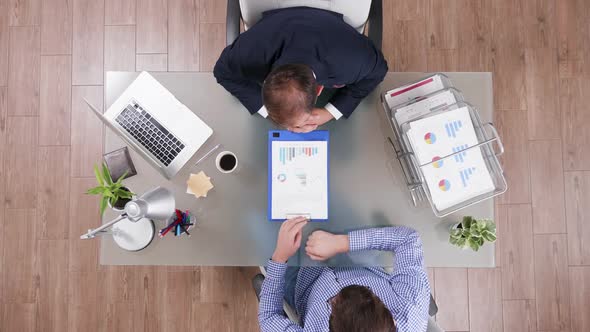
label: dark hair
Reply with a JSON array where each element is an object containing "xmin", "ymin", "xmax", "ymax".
[
  {"xmin": 329, "ymin": 285, "xmax": 395, "ymax": 332},
  {"xmin": 262, "ymin": 64, "xmax": 317, "ymax": 126}
]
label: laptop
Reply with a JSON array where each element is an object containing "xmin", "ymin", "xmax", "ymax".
[{"xmin": 84, "ymin": 71, "xmax": 213, "ymax": 179}]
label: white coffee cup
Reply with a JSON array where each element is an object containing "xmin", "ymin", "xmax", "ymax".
[{"xmin": 215, "ymin": 151, "xmax": 238, "ymax": 173}]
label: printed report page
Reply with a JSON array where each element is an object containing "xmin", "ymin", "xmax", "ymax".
[{"xmin": 271, "ymin": 140, "xmax": 328, "ymax": 220}]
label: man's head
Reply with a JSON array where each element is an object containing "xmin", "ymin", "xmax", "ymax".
[
  {"xmin": 329, "ymin": 285, "xmax": 395, "ymax": 332},
  {"xmin": 262, "ymin": 64, "xmax": 322, "ymax": 130}
]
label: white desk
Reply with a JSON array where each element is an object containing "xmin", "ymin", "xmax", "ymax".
[{"xmin": 100, "ymin": 72, "xmax": 496, "ymax": 267}]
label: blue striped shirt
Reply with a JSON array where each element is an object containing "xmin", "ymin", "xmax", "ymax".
[{"xmin": 258, "ymin": 226, "xmax": 431, "ymax": 332}]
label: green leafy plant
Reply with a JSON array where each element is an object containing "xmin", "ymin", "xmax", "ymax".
[
  {"xmin": 449, "ymin": 216, "xmax": 496, "ymax": 252},
  {"xmin": 86, "ymin": 163, "xmax": 133, "ymax": 215}
]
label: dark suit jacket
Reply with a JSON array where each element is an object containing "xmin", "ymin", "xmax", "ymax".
[{"xmin": 213, "ymin": 7, "xmax": 388, "ymax": 118}]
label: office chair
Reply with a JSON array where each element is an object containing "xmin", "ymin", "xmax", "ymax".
[
  {"xmin": 226, "ymin": 0, "xmax": 383, "ymax": 50},
  {"xmin": 252, "ymin": 268, "xmax": 445, "ymax": 332}
]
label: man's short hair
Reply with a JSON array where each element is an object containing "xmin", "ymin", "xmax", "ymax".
[
  {"xmin": 262, "ymin": 64, "xmax": 317, "ymax": 126},
  {"xmin": 329, "ymin": 285, "xmax": 395, "ymax": 332}
]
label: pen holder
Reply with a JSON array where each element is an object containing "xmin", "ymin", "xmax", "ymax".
[{"xmin": 159, "ymin": 209, "xmax": 195, "ymax": 238}]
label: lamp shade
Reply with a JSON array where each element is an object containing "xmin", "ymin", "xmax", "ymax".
[{"xmin": 124, "ymin": 186, "xmax": 175, "ymax": 222}]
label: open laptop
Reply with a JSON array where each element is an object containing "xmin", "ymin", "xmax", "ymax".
[{"xmin": 84, "ymin": 71, "xmax": 213, "ymax": 179}]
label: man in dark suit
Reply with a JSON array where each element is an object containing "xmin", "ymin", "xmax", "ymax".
[{"xmin": 214, "ymin": 6, "xmax": 388, "ymax": 133}]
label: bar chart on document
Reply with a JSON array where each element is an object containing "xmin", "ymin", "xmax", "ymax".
[{"xmin": 271, "ymin": 141, "xmax": 328, "ymax": 220}]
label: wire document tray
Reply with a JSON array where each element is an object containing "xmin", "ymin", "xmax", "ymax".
[{"xmin": 382, "ymin": 77, "xmax": 507, "ymax": 217}]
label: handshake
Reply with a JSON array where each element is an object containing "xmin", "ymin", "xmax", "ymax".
[{"xmin": 271, "ymin": 217, "xmax": 349, "ymax": 263}]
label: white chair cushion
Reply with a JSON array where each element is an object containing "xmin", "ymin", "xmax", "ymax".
[{"xmin": 239, "ymin": 0, "xmax": 372, "ymax": 33}]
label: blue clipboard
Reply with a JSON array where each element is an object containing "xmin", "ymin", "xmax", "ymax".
[{"xmin": 268, "ymin": 130, "xmax": 329, "ymax": 221}]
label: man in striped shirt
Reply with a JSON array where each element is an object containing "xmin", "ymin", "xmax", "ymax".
[{"xmin": 258, "ymin": 217, "xmax": 431, "ymax": 332}]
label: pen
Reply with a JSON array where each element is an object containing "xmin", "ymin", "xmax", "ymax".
[{"xmin": 194, "ymin": 144, "xmax": 221, "ymax": 166}]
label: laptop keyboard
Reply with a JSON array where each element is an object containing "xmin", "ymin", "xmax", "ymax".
[{"xmin": 115, "ymin": 101, "xmax": 185, "ymax": 166}]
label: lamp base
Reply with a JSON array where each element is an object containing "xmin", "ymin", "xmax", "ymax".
[{"xmin": 112, "ymin": 217, "xmax": 155, "ymax": 251}]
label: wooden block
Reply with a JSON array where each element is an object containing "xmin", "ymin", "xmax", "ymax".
[
  {"xmin": 492, "ymin": 47, "xmax": 527, "ymax": 111},
  {"xmin": 390, "ymin": 0, "xmax": 426, "ymax": 20},
  {"xmin": 433, "ymin": 268, "xmax": 469, "ymax": 331},
  {"xmin": 168, "ymin": 0, "xmax": 199, "ymax": 71},
  {"xmin": 497, "ymin": 204, "xmax": 536, "ymax": 299},
  {"xmin": 39, "ymin": 55, "xmax": 72, "ymax": 145},
  {"xmin": 199, "ymin": 23, "xmax": 225, "ymax": 72},
  {"xmin": 564, "ymin": 171, "xmax": 590, "ymax": 265},
  {"xmin": 136, "ymin": 0, "xmax": 168, "ymax": 54},
  {"xmin": 192, "ymin": 303, "xmax": 233, "ymax": 332},
  {"xmin": 4, "ymin": 116, "xmax": 38, "ymax": 209},
  {"xmin": 68, "ymin": 178, "xmax": 100, "ymax": 272},
  {"xmin": 136, "ymin": 54, "xmax": 168, "ymax": 71},
  {"xmin": 2, "ymin": 209, "xmax": 38, "ymax": 303},
  {"xmin": 163, "ymin": 271, "xmax": 199, "ymax": 331},
  {"xmin": 427, "ymin": 0, "xmax": 458, "ymax": 49},
  {"xmin": 8, "ymin": 0, "xmax": 40, "ymax": 26},
  {"xmin": 99, "ymin": 302, "xmax": 138, "ymax": 331},
  {"xmin": 69, "ymin": 270, "xmax": 99, "ymax": 305},
  {"xmin": 0, "ymin": 209, "xmax": 3, "ymax": 301},
  {"xmin": 1, "ymin": 303, "xmax": 35, "ymax": 332},
  {"xmin": 36, "ymin": 239, "xmax": 69, "ymax": 332},
  {"xmin": 490, "ymin": 0, "xmax": 524, "ymax": 50},
  {"xmin": 525, "ymin": 48, "xmax": 560, "ymax": 140},
  {"xmin": 523, "ymin": 0, "xmax": 557, "ymax": 49},
  {"xmin": 232, "ymin": 267, "xmax": 260, "ymax": 332},
  {"xmin": 0, "ymin": 88, "xmax": 7, "ymax": 208},
  {"xmin": 380, "ymin": 0, "xmax": 395, "ymax": 65},
  {"xmin": 456, "ymin": 0, "xmax": 492, "ymax": 49},
  {"xmin": 569, "ymin": 266, "xmax": 590, "ymax": 332},
  {"xmin": 534, "ymin": 234, "xmax": 571, "ymax": 331},
  {"xmin": 97, "ymin": 266, "xmax": 129, "ymax": 302},
  {"xmin": 468, "ymin": 268, "xmax": 503, "ymax": 332},
  {"xmin": 200, "ymin": 0, "xmax": 226, "ymax": 23},
  {"xmin": 68, "ymin": 271, "xmax": 99, "ymax": 332},
  {"xmin": 556, "ymin": 0, "xmax": 590, "ymax": 78},
  {"xmin": 72, "ymin": 0, "xmax": 104, "ymax": 85},
  {"xmin": 496, "ymin": 111, "xmax": 531, "ymax": 204},
  {"xmin": 8, "ymin": 26, "xmax": 40, "ymax": 116},
  {"xmin": 70, "ymin": 86, "xmax": 103, "ymax": 177},
  {"xmin": 104, "ymin": 25, "xmax": 136, "ymax": 72},
  {"xmin": 0, "ymin": 1, "xmax": 10, "ymax": 86},
  {"xmin": 384, "ymin": 20, "xmax": 427, "ymax": 72},
  {"xmin": 529, "ymin": 140, "xmax": 566, "ymax": 234},
  {"xmin": 561, "ymin": 78, "xmax": 590, "ymax": 170},
  {"xmin": 37, "ymin": 146, "xmax": 71, "ymax": 240},
  {"xmin": 502, "ymin": 300, "xmax": 537, "ymax": 331},
  {"xmin": 457, "ymin": 45, "xmax": 493, "ymax": 72},
  {"xmin": 200, "ymin": 266, "xmax": 236, "ymax": 304},
  {"xmin": 105, "ymin": 0, "xmax": 136, "ymax": 25},
  {"xmin": 427, "ymin": 49, "xmax": 459, "ymax": 72},
  {"xmin": 41, "ymin": 0, "xmax": 73, "ymax": 55}
]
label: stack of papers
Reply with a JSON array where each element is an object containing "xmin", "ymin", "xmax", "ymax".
[
  {"xmin": 406, "ymin": 107, "xmax": 495, "ymax": 211},
  {"xmin": 393, "ymin": 89, "xmax": 459, "ymax": 127}
]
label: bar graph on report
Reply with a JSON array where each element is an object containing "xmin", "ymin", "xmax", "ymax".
[{"xmin": 279, "ymin": 146, "xmax": 319, "ymax": 165}]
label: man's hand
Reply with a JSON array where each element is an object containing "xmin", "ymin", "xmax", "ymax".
[
  {"xmin": 271, "ymin": 217, "xmax": 309, "ymax": 263},
  {"xmin": 307, "ymin": 108, "xmax": 334, "ymax": 127},
  {"xmin": 305, "ymin": 230, "xmax": 349, "ymax": 261},
  {"xmin": 289, "ymin": 108, "xmax": 334, "ymax": 133}
]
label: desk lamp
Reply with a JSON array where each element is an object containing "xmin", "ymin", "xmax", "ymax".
[{"xmin": 80, "ymin": 187, "xmax": 175, "ymax": 251}]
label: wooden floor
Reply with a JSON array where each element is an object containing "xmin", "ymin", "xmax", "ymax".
[{"xmin": 0, "ymin": 0, "xmax": 589, "ymax": 331}]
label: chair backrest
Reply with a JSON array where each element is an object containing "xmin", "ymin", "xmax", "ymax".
[{"xmin": 239, "ymin": 0, "xmax": 372, "ymax": 32}]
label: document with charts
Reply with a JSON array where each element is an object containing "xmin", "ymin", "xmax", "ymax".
[
  {"xmin": 406, "ymin": 106, "xmax": 495, "ymax": 211},
  {"xmin": 270, "ymin": 140, "xmax": 328, "ymax": 220}
]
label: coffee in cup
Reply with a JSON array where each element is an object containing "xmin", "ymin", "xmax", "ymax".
[{"xmin": 215, "ymin": 151, "xmax": 238, "ymax": 173}]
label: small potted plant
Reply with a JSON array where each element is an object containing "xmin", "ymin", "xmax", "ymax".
[
  {"xmin": 449, "ymin": 216, "xmax": 496, "ymax": 251},
  {"xmin": 86, "ymin": 163, "xmax": 134, "ymax": 215}
]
